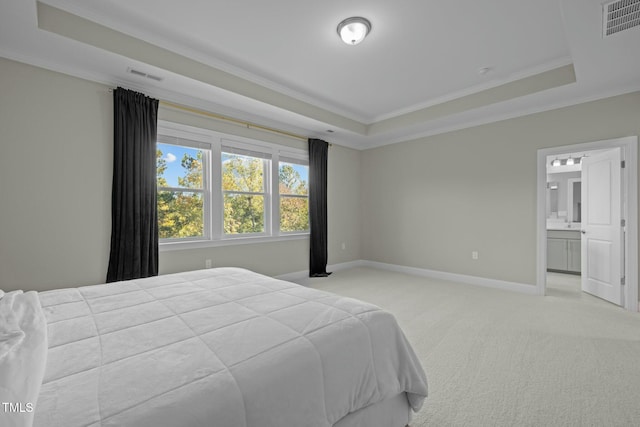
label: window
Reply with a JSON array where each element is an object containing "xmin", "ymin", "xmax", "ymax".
[
  {"xmin": 221, "ymin": 148, "xmax": 269, "ymax": 235},
  {"xmin": 156, "ymin": 139, "xmax": 209, "ymax": 240},
  {"xmin": 156, "ymin": 122, "xmax": 309, "ymax": 249},
  {"xmin": 279, "ymin": 159, "xmax": 309, "ymax": 232}
]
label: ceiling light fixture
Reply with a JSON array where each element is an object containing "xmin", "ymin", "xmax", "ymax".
[{"xmin": 337, "ymin": 17, "xmax": 371, "ymax": 45}]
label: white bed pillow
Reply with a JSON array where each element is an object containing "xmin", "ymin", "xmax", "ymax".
[
  {"xmin": 0, "ymin": 293, "xmax": 26, "ymax": 359},
  {"xmin": 0, "ymin": 291, "xmax": 48, "ymax": 427}
]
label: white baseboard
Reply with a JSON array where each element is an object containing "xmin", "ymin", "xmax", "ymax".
[
  {"xmin": 360, "ymin": 260, "xmax": 538, "ymax": 295},
  {"xmin": 277, "ymin": 259, "xmax": 538, "ymax": 295}
]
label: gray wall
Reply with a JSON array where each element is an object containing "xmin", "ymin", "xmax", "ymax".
[
  {"xmin": 0, "ymin": 58, "xmax": 113, "ymax": 292},
  {"xmin": 1, "ymin": 56, "xmax": 639, "ymax": 296},
  {"xmin": 0, "ymin": 58, "xmax": 362, "ymax": 291},
  {"xmin": 361, "ymin": 91, "xmax": 640, "ymax": 286}
]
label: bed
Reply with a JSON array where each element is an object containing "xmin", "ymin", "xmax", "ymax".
[{"xmin": 1, "ymin": 267, "xmax": 428, "ymax": 427}]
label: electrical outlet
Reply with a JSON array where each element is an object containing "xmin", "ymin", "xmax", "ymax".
[
  {"xmin": 472, "ymin": 251, "xmax": 479, "ymax": 260},
  {"xmin": 341, "ymin": 242, "xmax": 346, "ymax": 250},
  {"xmin": 205, "ymin": 259, "xmax": 212, "ymax": 269}
]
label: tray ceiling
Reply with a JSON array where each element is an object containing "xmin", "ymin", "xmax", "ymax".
[{"xmin": 1, "ymin": 0, "xmax": 639, "ymax": 149}]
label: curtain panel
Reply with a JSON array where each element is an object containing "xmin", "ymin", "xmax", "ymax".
[
  {"xmin": 308, "ymin": 138, "xmax": 331, "ymax": 277},
  {"xmin": 106, "ymin": 88, "xmax": 159, "ymax": 282}
]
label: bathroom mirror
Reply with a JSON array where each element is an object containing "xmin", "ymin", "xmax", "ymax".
[
  {"xmin": 547, "ymin": 181, "xmax": 559, "ymax": 216},
  {"xmin": 567, "ymin": 179, "xmax": 581, "ymax": 222}
]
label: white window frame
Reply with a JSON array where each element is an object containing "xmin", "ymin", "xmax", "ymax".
[
  {"xmin": 157, "ymin": 121, "xmax": 309, "ymax": 251},
  {"xmin": 156, "ymin": 133, "xmax": 211, "ymax": 243},
  {"xmin": 277, "ymin": 153, "xmax": 310, "ymax": 235},
  {"xmin": 221, "ymin": 141, "xmax": 272, "ymax": 239}
]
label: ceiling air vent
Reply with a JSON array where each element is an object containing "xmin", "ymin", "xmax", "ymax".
[
  {"xmin": 603, "ymin": 0, "xmax": 640, "ymax": 37},
  {"xmin": 127, "ymin": 67, "xmax": 164, "ymax": 82}
]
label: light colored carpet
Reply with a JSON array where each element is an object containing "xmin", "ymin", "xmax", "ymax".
[{"xmin": 300, "ymin": 268, "xmax": 640, "ymax": 427}]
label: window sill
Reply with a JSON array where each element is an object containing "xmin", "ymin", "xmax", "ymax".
[{"xmin": 159, "ymin": 233, "xmax": 310, "ymax": 252}]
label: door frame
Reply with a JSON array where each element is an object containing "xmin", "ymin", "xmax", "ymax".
[{"xmin": 536, "ymin": 136, "xmax": 638, "ymax": 312}]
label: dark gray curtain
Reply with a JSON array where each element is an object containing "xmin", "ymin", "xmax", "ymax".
[
  {"xmin": 308, "ymin": 138, "xmax": 331, "ymax": 277},
  {"xmin": 106, "ymin": 88, "xmax": 159, "ymax": 283}
]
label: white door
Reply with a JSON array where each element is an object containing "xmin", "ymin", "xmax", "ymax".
[{"xmin": 581, "ymin": 148, "xmax": 623, "ymax": 305}]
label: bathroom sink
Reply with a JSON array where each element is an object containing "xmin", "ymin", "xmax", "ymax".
[{"xmin": 546, "ymin": 221, "xmax": 581, "ymax": 230}]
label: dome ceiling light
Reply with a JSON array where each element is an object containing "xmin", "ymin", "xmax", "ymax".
[{"xmin": 337, "ymin": 17, "xmax": 372, "ymax": 45}]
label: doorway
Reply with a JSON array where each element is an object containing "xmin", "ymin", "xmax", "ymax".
[{"xmin": 536, "ymin": 136, "xmax": 638, "ymax": 312}]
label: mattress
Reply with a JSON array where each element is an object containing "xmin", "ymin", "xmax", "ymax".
[{"xmin": 1, "ymin": 267, "xmax": 427, "ymax": 427}]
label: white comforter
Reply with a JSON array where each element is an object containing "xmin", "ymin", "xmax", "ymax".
[
  {"xmin": 0, "ymin": 291, "xmax": 48, "ymax": 427},
  {"xmin": 10, "ymin": 268, "xmax": 427, "ymax": 426}
]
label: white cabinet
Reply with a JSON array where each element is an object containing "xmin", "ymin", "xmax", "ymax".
[
  {"xmin": 567, "ymin": 239, "xmax": 581, "ymax": 272},
  {"xmin": 547, "ymin": 230, "xmax": 581, "ymax": 274},
  {"xmin": 547, "ymin": 238, "xmax": 568, "ymax": 271}
]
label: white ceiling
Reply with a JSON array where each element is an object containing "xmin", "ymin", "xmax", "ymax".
[{"xmin": 1, "ymin": 0, "xmax": 639, "ymax": 149}]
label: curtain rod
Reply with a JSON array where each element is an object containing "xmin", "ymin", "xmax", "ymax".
[
  {"xmin": 108, "ymin": 88, "xmax": 332, "ymax": 145},
  {"xmin": 159, "ymin": 100, "xmax": 308, "ymax": 142}
]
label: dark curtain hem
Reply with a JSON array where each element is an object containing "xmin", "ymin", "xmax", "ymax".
[
  {"xmin": 106, "ymin": 87, "xmax": 159, "ymax": 283},
  {"xmin": 308, "ymin": 138, "xmax": 331, "ymax": 278},
  {"xmin": 310, "ymin": 272, "xmax": 332, "ymax": 278}
]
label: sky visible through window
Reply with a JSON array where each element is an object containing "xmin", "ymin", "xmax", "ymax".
[
  {"xmin": 158, "ymin": 143, "xmax": 199, "ymax": 187},
  {"xmin": 278, "ymin": 162, "xmax": 308, "ymax": 180},
  {"xmin": 158, "ymin": 143, "xmax": 308, "ymax": 188}
]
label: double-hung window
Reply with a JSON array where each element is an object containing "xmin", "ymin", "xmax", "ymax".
[
  {"xmin": 156, "ymin": 121, "xmax": 309, "ymax": 249},
  {"xmin": 278, "ymin": 157, "xmax": 309, "ymax": 233},
  {"xmin": 157, "ymin": 135, "xmax": 210, "ymax": 241},
  {"xmin": 221, "ymin": 145, "xmax": 270, "ymax": 236}
]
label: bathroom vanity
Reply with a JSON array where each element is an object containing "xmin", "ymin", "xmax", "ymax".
[
  {"xmin": 547, "ymin": 172, "xmax": 582, "ymax": 274},
  {"xmin": 547, "ymin": 229, "xmax": 581, "ymax": 274}
]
